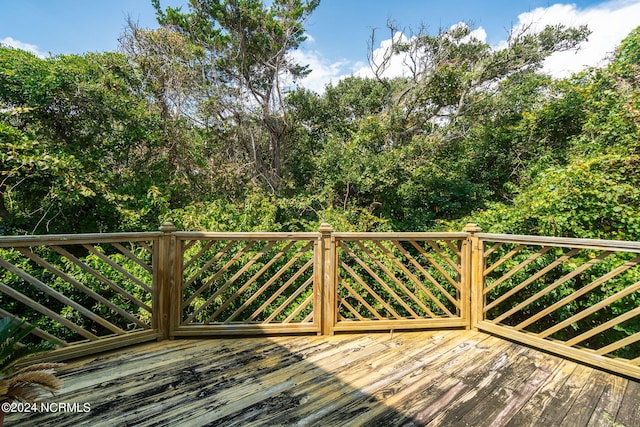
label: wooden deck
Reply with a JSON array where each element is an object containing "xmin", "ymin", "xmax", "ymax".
[{"xmin": 6, "ymin": 330, "xmax": 640, "ymax": 426}]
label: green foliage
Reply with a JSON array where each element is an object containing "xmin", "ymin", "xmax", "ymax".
[
  {"xmin": 0, "ymin": 317, "xmax": 55, "ymax": 375},
  {"xmin": 283, "ymin": 22, "xmax": 592, "ymax": 229},
  {"xmin": 459, "ymin": 27, "xmax": 640, "ymax": 240},
  {"xmin": 0, "ymin": 241, "xmax": 154, "ymax": 343},
  {"xmin": 462, "ymin": 154, "xmax": 640, "ymax": 239},
  {"xmin": 165, "ymin": 192, "xmax": 281, "ymax": 232},
  {"xmin": 0, "ymin": 47, "xmax": 169, "ymax": 233},
  {"xmin": 0, "ymin": 3, "xmax": 618, "ymax": 235},
  {"xmin": 0, "ymin": 15, "xmax": 639, "ymax": 361}
]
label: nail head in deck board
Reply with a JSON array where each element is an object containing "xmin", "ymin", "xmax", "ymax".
[{"xmin": 5, "ymin": 331, "xmax": 638, "ymax": 427}]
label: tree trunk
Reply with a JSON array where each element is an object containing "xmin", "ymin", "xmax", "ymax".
[{"xmin": 0, "ymin": 184, "xmax": 10, "ymax": 222}]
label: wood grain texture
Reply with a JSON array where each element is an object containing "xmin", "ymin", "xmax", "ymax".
[{"xmin": 6, "ymin": 330, "xmax": 637, "ymax": 427}]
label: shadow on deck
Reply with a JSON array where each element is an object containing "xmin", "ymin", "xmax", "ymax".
[{"xmin": 5, "ymin": 330, "xmax": 640, "ymax": 427}]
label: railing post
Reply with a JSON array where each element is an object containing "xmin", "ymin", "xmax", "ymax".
[
  {"xmin": 318, "ymin": 223, "xmax": 335, "ymax": 335},
  {"xmin": 463, "ymin": 223, "xmax": 483, "ymax": 331},
  {"xmin": 157, "ymin": 221, "xmax": 176, "ymax": 340}
]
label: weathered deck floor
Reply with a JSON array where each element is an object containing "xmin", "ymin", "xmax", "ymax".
[{"xmin": 6, "ymin": 330, "xmax": 640, "ymax": 426}]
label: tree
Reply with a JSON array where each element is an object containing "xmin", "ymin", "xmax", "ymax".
[
  {"xmin": 0, "ymin": 47, "xmax": 167, "ymax": 233},
  {"xmin": 119, "ymin": 24, "xmax": 203, "ymax": 168},
  {"xmin": 151, "ymin": 0, "xmax": 319, "ymax": 191},
  {"xmin": 369, "ymin": 22, "xmax": 590, "ymax": 146},
  {"xmin": 284, "ymin": 22, "xmax": 591, "ymax": 229},
  {"xmin": 457, "ymin": 26, "xmax": 640, "ymax": 240},
  {"xmin": 119, "ymin": 23, "xmax": 227, "ymax": 206}
]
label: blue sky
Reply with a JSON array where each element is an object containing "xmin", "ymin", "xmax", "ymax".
[
  {"xmin": 2, "ymin": 0, "xmax": 640, "ymax": 91},
  {"xmin": 308, "ymin": 0, "xmax": 602, "ymax": 58}
]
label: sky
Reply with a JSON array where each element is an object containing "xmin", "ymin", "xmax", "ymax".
[{"xmin": 1, "ymin": 0, "xmax": 640, "ymax": 92}]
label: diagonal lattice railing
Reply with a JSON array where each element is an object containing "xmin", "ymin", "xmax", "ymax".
[
  {"xmin": 472, "ymin": 232, "xmax": 640, "ymax": 379},
  {"xmin": 173, "ymin": 232, "xmax": 320, "ymax": 335},
  {"xmin": 332, "ymin": 232, "xmax": 469, "ymax": 332},
  {"xmin": 2, "ymin": 224, "xmax": 639, "ymax": 379},
  {"xmin": 0, "ymin": 232, "xmax": 162, "ymax": 361}
]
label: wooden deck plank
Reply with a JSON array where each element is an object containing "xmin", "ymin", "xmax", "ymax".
[
  {"xmin": 225, "ymin": 332, "xmax": 482, "ymax": 427},
  {"xmin": 560, "ymin": 370, "xmax": 612, "ymax": 426},
  {"xmin": 97, "ymin": 335, "xmax": 361, "ymax": 426},
  {"xmin": 199, "ymin": 333, "xmax": 455, "ymax": 426},
  {"xmin": 51, "ymin": 336, "xmax": 305, "ymax": 403},
  {"xmin": 615, "ymin": 379, "xmax": 640, "ymax": 427},
  {"xmin": 5, "ymin": 331, "xmax": 638, "ymax": 427},
  {"xmin": 588, "ymin": 374, "xmax": 629, "ymax": 427},
  {"xmin": 100, "ymin": 335, "xmax": 384, "ymax": 426},
  {"xmin": 276, "ymin": 331, "xmax": 487, "ymax": 426},
  {"xmin": 504, "ymin": 359, "xmax": 581, "ymax": 427},
  {"xmin": 531, "ymin": 363, "xmax": 597, "ymax": 427},
  {"xmin": 455, "ymin": 347, "xmax": 566, "ymax": 427},
  {"xmin": 160, "ymin": 335, "xmax": 396, "ymax": 426},
  {"xmin": 348, "ymin": 335, "xmax": 514, "ymax": 425},
  {"xmin": 424, "ymin": 341, "xmax": 539, "ymax": 426}
]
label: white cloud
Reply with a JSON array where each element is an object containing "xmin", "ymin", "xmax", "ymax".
[
  {"xmin": 353, "ymin": 31, "xmax": 410, "ymax": 79},
  {"xmin": 0, "ymin": 36, "xmax": 47, "ymax": 58},
  {"xmin": 288, "ymin": 49, "xmax": 356, "ymax": 93},
  {"xmin": 294, "ymin": 1, "xmax": 640, "ymax": 93},
  {"xmin": 507, "ymin": 1, "xmax": 640, "ymax": 77},
  {"xmin": 294, "ymin": 23, "xmax": 490, "ymax": 92},
  {"xmin": 353, "ymin": 23, "xmax": 489, "ymax": 80}
]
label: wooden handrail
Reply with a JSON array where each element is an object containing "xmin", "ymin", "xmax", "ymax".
[
  {"xmin": 0, "ymin": 232, "xmax": 162, "ymax": 247},
  {"xmin": 477, "ymin": 232, "xmax": 640, "ymax": 253},
  {"xmin": 1, "ymin": 223, "xmax": 638, "ymax": 378},
  {"xmin": 172, "ymin": 231, "xmax": 318, "ymax": 240},
  {"xmin": 476, "ymin": 231, "xmax": 640, "ymax": 379}
]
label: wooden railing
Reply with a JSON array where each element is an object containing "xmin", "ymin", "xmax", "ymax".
[
  {"xmin": 0, "ymin": 232, "xmax": 162, "ymax": 361},
  {"xmin": 332, "ymin": 232, "xmax": 469, "ymax": 332},
  {"xmin": 171, "ymin": 229, "xmax": 320, "ymax": 336},
  {"xmin": 1, "ymin": 223, "xmax": 639, "ymax": 378},
  {"xmin": 468, "ymin": 230, "xmax": 640, "ymax": 379}
]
